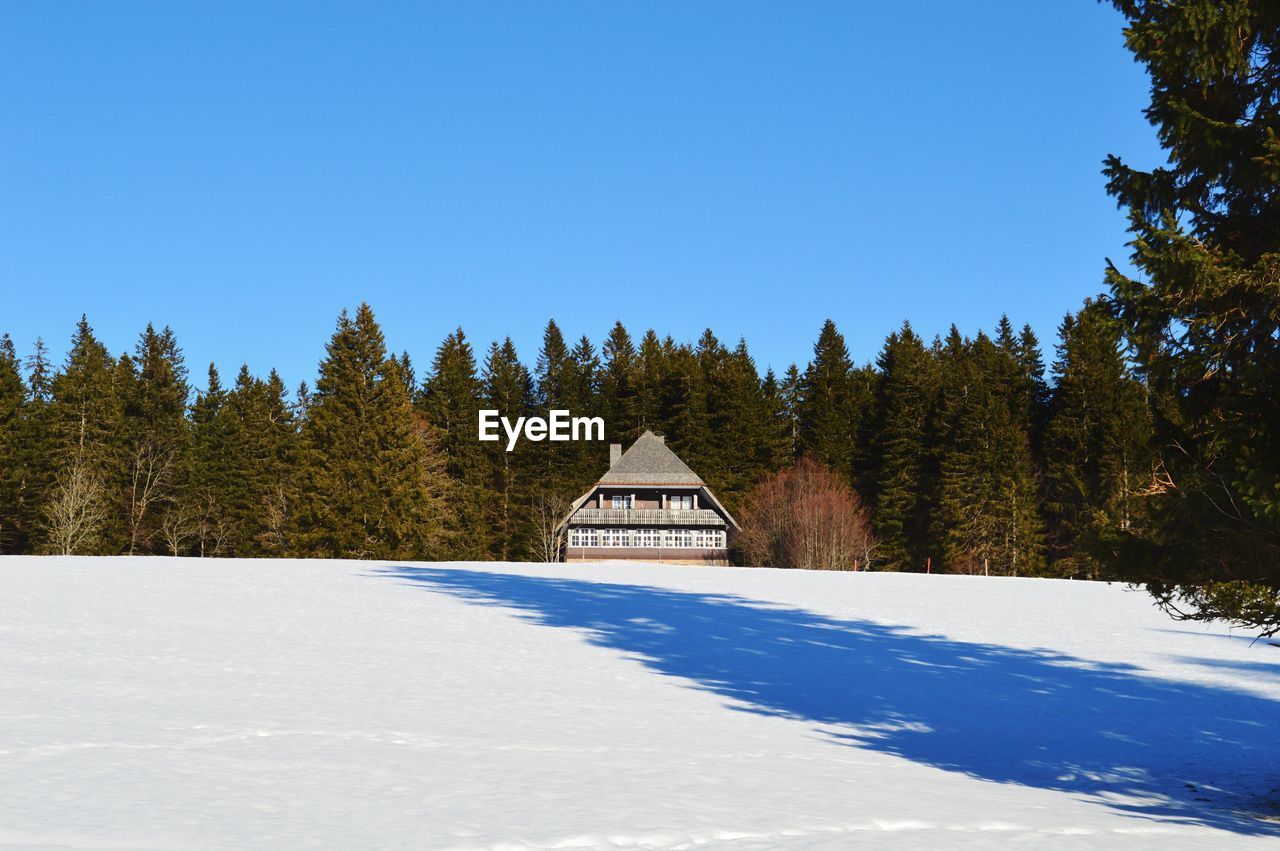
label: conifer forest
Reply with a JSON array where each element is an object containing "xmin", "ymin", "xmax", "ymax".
[{"xmin": 0, "ymin": 303, "xmax": 1155, "ymax": 583}]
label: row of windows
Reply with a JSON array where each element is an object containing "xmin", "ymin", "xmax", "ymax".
[
  {"xmin": 610, "ymin": 495, "xmax": 695, "ymax": 510},
  {"xmin": 568, "ymin": 528, "xmax": 726, "ymax": 549}
]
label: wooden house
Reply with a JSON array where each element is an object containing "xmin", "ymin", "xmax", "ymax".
[{"xmin": 559, "ymin": 430, "xmax": 739, "ymax": 565}]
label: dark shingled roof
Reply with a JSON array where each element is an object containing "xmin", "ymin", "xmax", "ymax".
[{"xmin": 598, "ymin": 430, "xmax": 703, "ymax": 485}]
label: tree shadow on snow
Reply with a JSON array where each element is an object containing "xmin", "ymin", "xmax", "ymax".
[{"xmin": 377, "ymin": 566, "xmax": 1280, "ymax": 836}]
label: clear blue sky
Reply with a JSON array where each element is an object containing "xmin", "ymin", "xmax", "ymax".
[{"xmin": 1, "ymin": 1, "xmax": 1162, "ymax": 390}]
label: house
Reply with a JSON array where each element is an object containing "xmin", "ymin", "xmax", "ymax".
[{"xmin": 559, "ymin": 430, "xmax": 740, "ymax": 565}]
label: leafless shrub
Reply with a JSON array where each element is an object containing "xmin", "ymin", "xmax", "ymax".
[{"xmin": 736, "ymin": 457, "xmax": 877, "ymax": 571}]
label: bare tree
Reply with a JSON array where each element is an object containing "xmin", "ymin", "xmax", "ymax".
[
  {"xmin": 126, "ymin": 440, "xmax": 175, "ymax": 555},
  {"xmin": 530, "ymin": 491, "xmax": 573, "ymax": 563},
  {"xmin": 43, "ymin": 457, "xmax": 110, "ymax": 555},
  {"xmin": 255, "ymin": 485, "xmax": 291, "ymax": 555},
  {"xmin": 737, "ymin": 457, "xmax": 876, "ymax": 571},
  {"xmin": 157, "ymin": 499, "xmax": 199, "ymax": 557}
]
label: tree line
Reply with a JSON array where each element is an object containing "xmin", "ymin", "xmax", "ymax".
[{"xmin": 0, "ymin": 299, "xmax": 1156, "ymax": 577}]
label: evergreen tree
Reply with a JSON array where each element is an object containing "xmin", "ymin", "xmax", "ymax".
[
  {"xmin": 600, "ymin": 321, "xmax": 641, "ymax": 442},
  {"xmin": 1102, "ymin": 0, "xmax": 1280, "ymax": 632},
  {"xmin": 564, "ymin": 334, "xmax": 604, "ymax": 486},
  {"xmin": 778, "ymin": 363, "xmax": 802, "ymax": 463},
  {"xmin": 420, "ymin": 327, "xmax": 488, "ymax": 559},
  {"xmin": 293, "ymin": 304, "xmax": 448, "ymax": 559},
  {"xmin": 534, "ymin": 320, "xmax": 571, "ymax": 411},
  {"xmin": 174, "ymin": 364, "xmax": 236, "ymax": 555},
  {"xmin": 796, "ymin": 320, "xmax": 857, "ymax": 474},
  {"xmin": 870, "ymin": 323, "xmax": 938, "ymax": 570},
  {"xmin": 481, "ymin": 337, "xmax": 535, "ymax": 560},
  {"xmin": 25, "ymin": 338, "xmax": 52, "ymax": 405},
  {"xmin": 0, "ymin": 335, "xmax": 28, "ymax": 552},
  {"xmin": 703, "ymin": 337, "xmax": 776, "ymax": 511},
  {"xmin": 761, "ymin": 366, "xmax": 795, "ymax": 471},
  {"xmin": 636, "ymin": 329, "xmax": 666, "ymax": 430},
  {"xmin": 121, "ymin": 324, "xmax": 191, "ymax": 554},
  {"xmin": 936, "ymin": 332, "xmax": 1046, "ymax": 575},
  {"xmin": 1044, "ymin": 301, "xmax": 1153, "ymax": 578},
  {"xmin": 532, "ymin": 319, "xmax": 577, "ymax": 497},
  {"xmin": 34, "ymin": 321, "xmax": 135, "ymax": 553},
  {"xmin": 656, "ymin": 341, "xmax": 710, "ymax": 474}
]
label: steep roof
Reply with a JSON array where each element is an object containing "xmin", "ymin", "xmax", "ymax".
[{"xmin": 598, "ymin": 430, "xmax": 703, "ymax": 485}]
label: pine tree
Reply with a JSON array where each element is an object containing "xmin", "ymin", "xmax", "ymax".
[{"xmin": 293, "ymin": 304, "xmax": 449, "ymax": 559}]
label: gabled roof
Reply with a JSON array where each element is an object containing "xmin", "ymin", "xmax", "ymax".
[
  {"xmin": 598, "ymin": 430, "xmax": 703, "ymax": 485},
  {"xmin": 557, "ymin": 430, "xmax": 741, "ymax": 533}
]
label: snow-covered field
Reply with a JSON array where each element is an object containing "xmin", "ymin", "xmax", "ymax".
[{"xmin": 2, "ymin": 557, "xmax": 1278, "ymax": 849}]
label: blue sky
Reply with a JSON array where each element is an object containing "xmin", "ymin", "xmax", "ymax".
[{"xmin": 1, "ymin": 1, "xmax": 1162, "ymax": 390}]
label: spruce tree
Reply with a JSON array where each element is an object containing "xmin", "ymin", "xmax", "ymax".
[
  {"xmin": 532, "ymin": 319, "xmax": 576, "ymax": 498},
  {"xmin": 293, "ymin": 304, "xmax": 448, "ymax": 559},
  {"xmin": 177, "ymin": 364, "xmax": 235, "ymax": 555},
  {"xmin": 481, "ymin": 338, "xmax": 535, "ymax": 561},
  {"xmin": 1045, "ymin": 301, "xmax": 1153, "ymax": 578},
  {"xmin": 121, "ymin": 324, "xmax": 191, "ymax": 554},
  {"xmin": 657, "ymin": 341, "xmax": 710, "ymax": 474},
  {"xmin": 1103, "ymin": 0, "xmax": 1280, "ymax": 632},
  {"xmin": 761, "ymin": 366, "xmax": 795, "ymax": 472},
  {"xmin": 936, "ymin": 332, "xmax": 1046, "ymax": 575},
  {"xmin": 420, "ymin": 327, "xmax": 489, "ymax": 559},
  {"xmin": 636, "ymin": 329, "xmax": 667, "ymax": 431},
  {"xmin": 600, "ymin": 321, "xmax": 641, "ymax": 443},
  {"xmin": 797, "ymin": 320, "xmax": 857, "ymax": 474},
  {"xmin": 871, "ymin": 323, "xmax": 938, "ymax": 570},
  {"xmin": 0, "ymin": 335, "xmax": 28, "ymax": 552},
  {"xmin": 565, "ymin": 334, "xmax": 605, "ymax": 486},
  {"xmin": 36, "ymin": 322, "xmax": 140, "ymax": 553}
]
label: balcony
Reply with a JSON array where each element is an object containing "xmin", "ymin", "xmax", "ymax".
[{"xmin": 570, "ymin": 508, "xmax": 726, "ymax": 527}]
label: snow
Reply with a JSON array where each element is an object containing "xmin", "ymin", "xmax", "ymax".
[{"xmin": 2, "ymin": 557, "xmax": 1278, "ymax": 849}]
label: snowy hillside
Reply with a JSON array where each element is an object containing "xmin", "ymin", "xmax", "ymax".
[{"xmin": 2, "ymin": 558, "xmax": 1278, "ymax": 849}]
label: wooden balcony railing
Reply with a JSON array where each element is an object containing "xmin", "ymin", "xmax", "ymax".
[{"xmin": 570, "ymin": 508, "xmax": 726, "ymax": 527}]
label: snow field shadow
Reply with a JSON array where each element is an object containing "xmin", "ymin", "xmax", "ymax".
[{"xmin": 379, "ymin": 565, "xmax": 1280, "ymax": 837}]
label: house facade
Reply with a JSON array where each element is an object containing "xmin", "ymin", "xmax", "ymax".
[{"xmin": 559, "ymin": 430, "xmax": 740, "ymax": 565}]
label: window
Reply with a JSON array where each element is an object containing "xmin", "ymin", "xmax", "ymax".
[
  {"xmin": 669, "ymin": 495, "xmax": 693, "ymax": 511},
  {"xmin": 692, "ymin": 529, "xmax": 726, "ymax": 549},
  {"xmin": 569, "ymin": 528, "xmax": 600, "ymax": 548},
  {"xmin": 611, "ymin": 495, "xmax": 634, "ymax": 510},
  {"xmin": 637, "ymin": 528, "xmax": 661, "ymax": 548},
  {"xmin": 665, "ymin": 529, "xmax": 694, "ymax": 548},
  {"xmin": 601, "ymin": 528, "xmax": 630, "ymax": 547}
]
